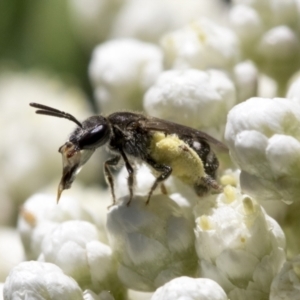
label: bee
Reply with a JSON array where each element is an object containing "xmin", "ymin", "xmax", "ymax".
[{"xmin": 30, "ymin": 103, "xmax": 227, "ymax": 206}]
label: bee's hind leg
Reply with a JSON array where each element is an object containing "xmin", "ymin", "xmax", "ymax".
[
  {"xmin": 145, "ymin": 158, "xmax": 172, "ymax": 205},
  {"xmin": 160, "ymin": 183, "xmax": 168, "ymax": 195}
]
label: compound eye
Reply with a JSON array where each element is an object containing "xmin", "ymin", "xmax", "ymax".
[{"xmin": 78, "ymin": 124, "xmax": 110, "ymax": 149}]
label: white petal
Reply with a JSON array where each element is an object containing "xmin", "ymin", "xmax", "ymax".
[
  {"xmin": 89, "ymin": 39, "xmax": 163, "ymax": 112},
  {"xmin": 3, "ymin": 261, "xmax": 83, "ymax": 300},
  {"xmin": 151, "ymin": 276, "xmax": 227, "ymax": 300},
  {"xmin": 144, "ymin": 69, "xmax": 236, "ymax": 129},
  {"xmin": 216, "ymin": 249, "xmax": 259, "ymax": 284},
  {"xmin": 106, "ymin": 195, "xmax": 197, "ymax": 291},
  {"xmin": 161, "ymin": 18, "xmax": 240, "ymax": 71}
]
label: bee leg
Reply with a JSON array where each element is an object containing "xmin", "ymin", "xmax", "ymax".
[
  {"xmin": 119, "ymin": 149, "xmax": 135, "ymax": 206},
  {"xmin": 104, "ymin": 155, "xmax": 121, "ymax": 207},
  {"xmin": 146, "ymin": 158, "xmax": 172, "ymax": 205}
]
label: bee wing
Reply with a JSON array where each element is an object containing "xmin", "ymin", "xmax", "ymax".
[{"xmin": 140, "ymin": 117, "xmax": 228, "ymax": 151}]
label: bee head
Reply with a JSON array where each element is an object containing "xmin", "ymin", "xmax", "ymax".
[
  {"xmin": 29, "ymin": 102, "xmax": 110, "ymax": 202},
  {"xmin": 69, "ymin": 115, "xmax": 111, "ymax": 150}
]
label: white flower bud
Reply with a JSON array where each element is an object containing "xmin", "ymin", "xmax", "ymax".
[
  {"xmin": 151, "ymin": 276, "xmax": 227, "ymax": 300},
  {"xmin": 270, "ymin": 255, "xmax": 300, "ymax": 300},
  {"xmin": 229, "ymin": 5, "xmax": 263, "ymax": 49},
  {"xmin": 144, "ymin": 69, "xmax": 236, "ymax": 131},
  {"xmin": 220, "ymin": 169, "xmax": 288, "ymax": 224},
  {"xmin": 232, "ymin": 0, "xmax": 298, "ymax": 28},
  {"xmin": 220, "ymin": 169, "xmax": 241, "ymax": 188},
  {"xmin": 0, "ymin": 283, "xmax": 4, "ymax": 299},
  {"xmin": 111, "ymin": 0, "xmax": 228, "ymax": 43},
  {"xmin": 3, "ymin": 261, "xmax": 83, "ymax": 300},
  {"xmin": 89, "ymin": 39, "xmax": 163, "ymax": 112},
  {"xmin": 18, "ymin": 191, "xmax": 102, "ymax": 260},
  {"xmin": 161, "ymin": 18, "xmax": 240, "ymax": 71},
  {"xmin": 116, "ymin": 165, "xmax": 157, "ymax": 199},
  {"xmin": 40, "ymin": 220, "xmax": 123, "ymax": 297},
  {"xmin": 83, "ymin": 290, "xmax": 115, "ymax": 300},
  {"xmin": 256, "ymin": 26, "xmax": 300, "ymax": 82},
  {"xmin": 269, "ymin": 0, "xmax": 298, "ymax": 27},
  {"xmin": 233, "ymin": 60, "xmax": 258, "ymax": 103},
  {"xmin": 194, "ymin": 186, "xmax": 286, "ymax": 299},
  {"xmin": 106, "ymin": 195, "xmax": 197, "ymax": 291},
  {"xmin": 110, "ymin": 0, "xmax": 178, "ymax": 43},
  {"xmin": 230, "ymin": 1, "xmax": 299, "ymax": 85},
  {"xmin": 257, "ymin": 74, "xmax": 278, "ymax": 98},
  {"xmin": 286, "ymin": 73, "xmax": 300, "ymax": 103},
  {"xmin": 225, "ymin": 97, "xmax": 300, "ymax": 204},
  {"xmin": 0, "ymin": 228, "xmax": 25, "ymax": 282},
  {"xmin": 116, "ymin": 165, "xmax": 197, "ymax": 220},
  {"xmin": 68, "ymin": 0, "xmax": 124, "ymax": 47},
  {"xmin": 128, "ymin": 289, "xmax": 153, "ymax": 300}
]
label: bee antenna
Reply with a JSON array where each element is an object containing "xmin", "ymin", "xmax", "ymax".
[{"xmin": 29, "ymin": 102, "xmax": 83, "ymax": 128}]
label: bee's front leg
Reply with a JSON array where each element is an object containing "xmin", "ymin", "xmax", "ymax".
[
  {"xmin": 104, "ymin": 155, "xmax": 121, "ymax": 207},
  {"xmin": 119, "ymin": 149, "xmax": 135, "ymax": 206}
]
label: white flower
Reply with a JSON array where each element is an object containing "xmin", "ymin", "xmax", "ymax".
[
  {"xmin": 256, "ymin": 26, "xmax": 300, "ymax": 83},
  {"xmin": 68, "ymin": 0, "xmax": 124, "ymax": 47},
  {"xmin": 116, "ymin": 165, "xmax": 157, "ymax": 200},
  {"xmin": 110, "ymin": 0, "xmax": 179, "ymax": 43},
  {"xmin": 194, "ymin": 186, "xmax": 286, "ymax": 300},
  {"xmin": 267, "ymin": 24, "xmax": 298, "ymax": 55},
  {"xmin": 0, "ymin": 283, "xmax": 4, "ymax": 300},
  {"xmin": 127, "ymin": 289, "xmax": 153, "ymax": 300},
  {"xmin": 220, "ymin": 169, "xmax": 288, "ymax": 226},
  {"xmin": 161, "ymin": 18, "xmax": 240, "ymax": 71},
  {"xmin": 286, "ymin": 73, "xmax": 300, "ymax": 103},
  {"xmin": 116, "ymin": 164, "xmax": 198, "ymax": 220},
  {"xmin": 3, "ymin": 261, "xmax": 83, "ymax": 300},
  {"xmin": 270, "ymin": 255, "xmax": 300, "ymax": 300},
  {"xmin": 40, "ymin": 220, "xmax": 123, "ymax": 297},
  {"xmin": 151, "ymin": 276, "xmax": 228, "ymax": 300},
  {"xmin": 225, "ymin": 97, "xmax": 300, "ymax": 204},
  {"xmin": 257, "ymin": 74, "xmax": 278, "ymax": 98},
  {"xmin": 233, "ymin": 60, "xmax": 258, "ymax": 103},
  {"xmin": 229, "ymin": 1, "xmax": 300, "ymax": 84},
  {"xmin": 229, "ymin": 5, "xmax": 263, "ymax": 51},
  {"xmin": 232, "ymin": 0, "xmax": 298, "ymax": 28},
  {"xmin": 83, "ymin": 290, "xmax": 115, "ymax": 300},
  {"xmin": 0, "ymin": 228, "xmax": 25, "ymax": 282},
  {"xmin": 106, "ymin": 195, "xmax": 197, "ymax": 291},
  {"xmin": 110, "ymin": 0, "xmax": 227, "ymax": 43},
  {"xmin": 144, "ymin": 69, "xmax": 236, "ymax": 132},
  {"xmin": 17, "ymin": 190, "xmax": 106, "ymax": 260},
  {"xmin": 89, "ymin": 39, "xmax": 163, "ymax": 112}
]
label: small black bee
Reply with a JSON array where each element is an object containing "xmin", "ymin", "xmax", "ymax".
[{"xmin": 30, "ymin": 103, "xmax": 227, "ymax": 206}]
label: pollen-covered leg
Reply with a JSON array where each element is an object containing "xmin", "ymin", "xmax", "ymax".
[
  {"xmin": 104, "ymin": 155, "xmax": 121, "ymax": 207},
  {"xmin": 194, "ymin": 175, "xmax": 222, "ymax": 196}
]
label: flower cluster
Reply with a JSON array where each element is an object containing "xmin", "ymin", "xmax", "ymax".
[
  {"xmin": 229, "ymin": 0, "xmax": 300, "ymax": 86},
  {"xmin": 2, "ymin": 0, "xmax": 300, "ymax": 299},
  {"xmin": 194, "ymin": 186, "xmax": 285, "ymax": 299}
]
